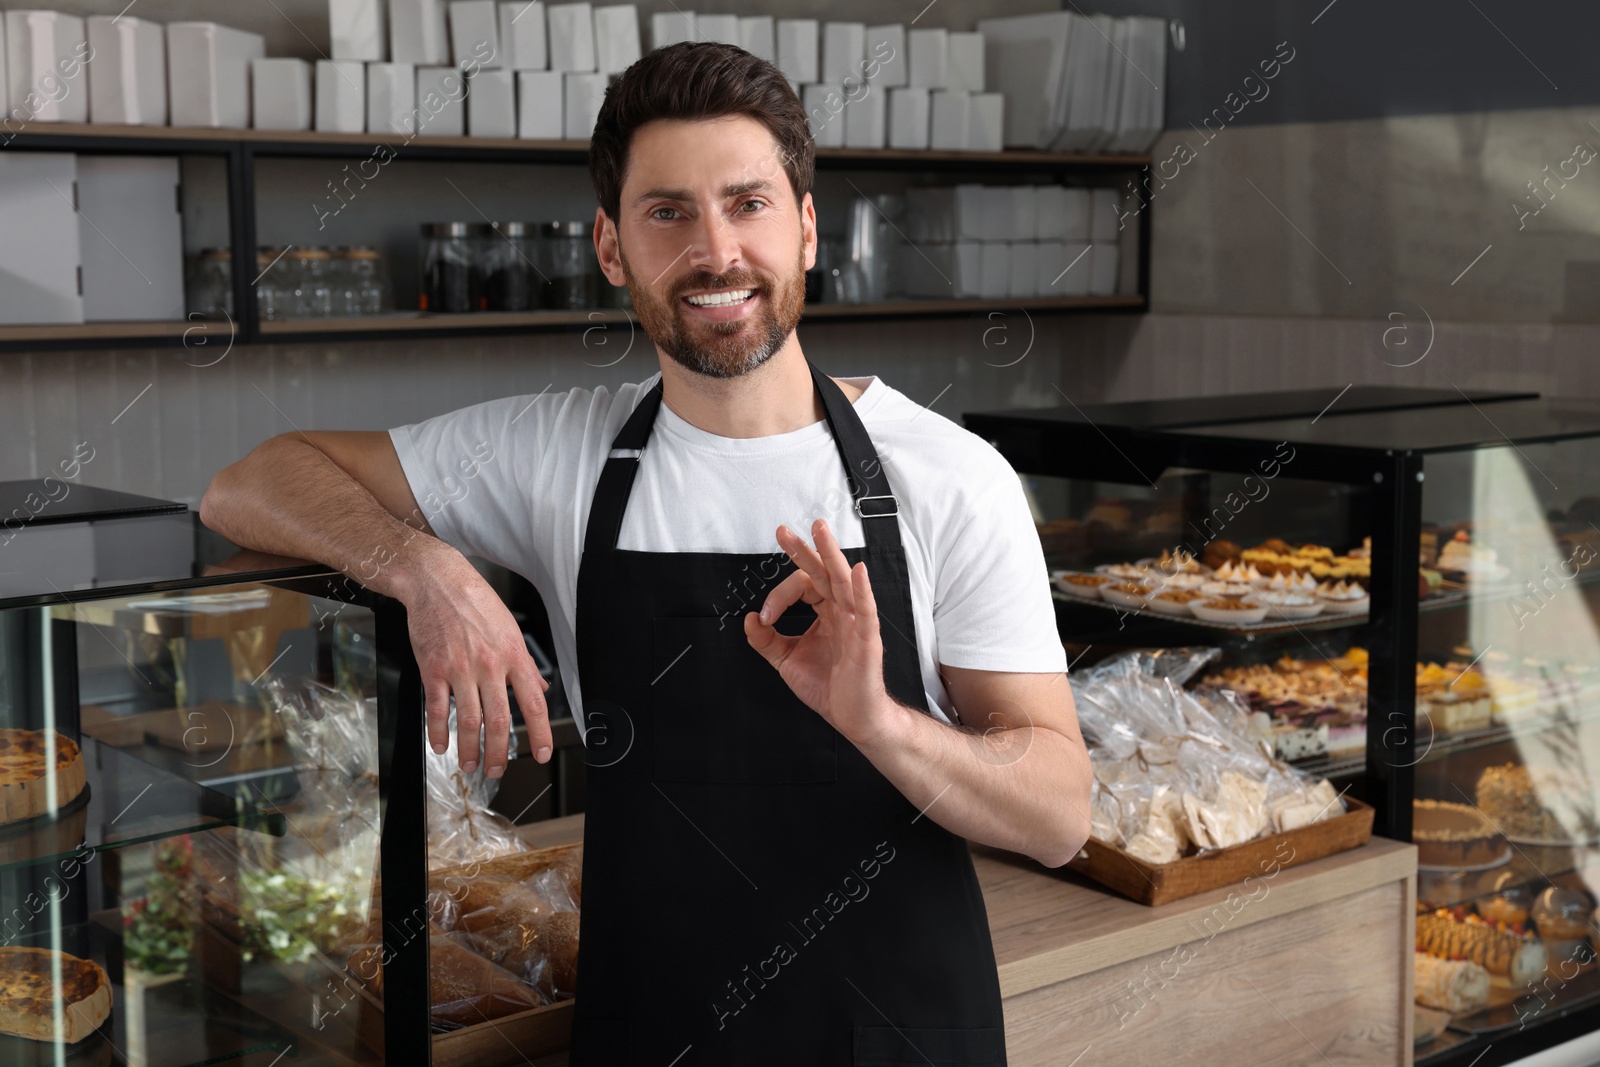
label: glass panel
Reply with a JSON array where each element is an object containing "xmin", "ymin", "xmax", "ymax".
[
  {"xmin": 1028, "ymin": 464, "xmax": 1376, "ymax": 779},
  {"xmin": 0, "ymin": 580, "xmax": 385, "ymax": 1066},
  {"xmin": 1414, "ymin": 440, "xmax": 1600, "ymax": 1026}
]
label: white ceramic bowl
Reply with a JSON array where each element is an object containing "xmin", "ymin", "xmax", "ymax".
[
  {"xmin": 1054, "ymin": 572, "xmax": 1113, "ymax": 599},
  {"xmin": 1145, "ymin": 592, "xmax": 1200, "ymax": 616}
]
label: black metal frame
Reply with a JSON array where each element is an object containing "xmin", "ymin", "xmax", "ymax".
[{"xmin": 0, "ymin": 128, "xmax": 1151, "ymax": 352}]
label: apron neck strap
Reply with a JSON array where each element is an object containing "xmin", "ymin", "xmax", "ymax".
[{"xmin": 584, "ymin": 362, "xmax": 904, "ymax": 557}]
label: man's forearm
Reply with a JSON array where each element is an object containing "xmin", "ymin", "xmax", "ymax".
[
  {"xmin": 200, "ymin": 435, "xmax": 455, "ymax": 601},
  {"xmin": 853, "ymin": 696, "xmax": 1092, "ymax": 868}
]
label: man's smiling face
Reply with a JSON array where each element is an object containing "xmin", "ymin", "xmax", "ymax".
[{"xmin": 596, "ymin": 115, "xmax": 817, "ymax": 379}]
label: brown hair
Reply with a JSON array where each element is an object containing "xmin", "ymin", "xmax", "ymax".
[{"xmin": 587, "ymin": 41, "xmax": 814, "ymax": 230}]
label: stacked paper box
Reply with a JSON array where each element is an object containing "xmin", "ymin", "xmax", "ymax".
[
  {"xmin": 968, "ymin": 93, "xmax": 1003, "ymax": 151},
  {"xmin": 6, "ymin": 10, "xmax": 88, "ymax": 123},
  {"xmin": 253, "ymin": 59, "xmax": 313, "ymax": 131},
  {"xmin": 415, "ymin": 65, "xmax": 466, "ymax": 134},
  {"xmin": 843, "ymin": 82, "xmax": 884, "ymax": 148},
  {"xmin": 929, "ymin": 90, "xmax": 966, "ymax": 151},
  {"xmin": 948, "ymin": 32, "xmax": 983, "ymax": 92},
  {"xmin": 467, "ymin": 67, "xmax": 515, "ymax": 135},
  {"xmin": 777, "ymin": 20, "xmax": 818, "ymax": 85},
  {"xmin": 651, "ymin": 10, "xmax": 695, "ymax": 49},
  {"xmin": 822, "ymin": 22, "xmax": 863, "ymax": 83},
  {"xmin": 803, "ymin": 83, "xmax": 844, "ymax": 148},
  {"xmin": 369, "ymin": 62, "xmax": 417, "ymax": 134},
  {"xmin": 547, "ymin": 3, "xmax": 595, "ymax": 71},
  {"xmin": 450, "ymin": 1, "xmax": 500, "ymax": 67},
  {"xmin": 500, "ymin": 1, "xmax": 547, "ymax": 69},
  {"xmin": 899, "ymin": 240, "xmax": 981, "ymax": 299},
  {"xmin": 331, "ymin": 0, "xmax": 387, "ymax": 61},
  {"xmin": 318, "ymin": 60, "xmax": 367, "ymax": 132},
  {"xmin": 1008, "ymin": 241, "xmax": 1038, "ymax": 298},
  {"xmin": 86, "ymin": 16, "xmax": 166, "ymax": 125},
  {"xmin": 593, "ymin": 5, "xmax": 640, "ymax": 76},
  {"xmin": 1090, "ymin": 243, "xmax": 1118, "ymax": 295},
  {"xmin": 391, "ymin": 0, "xmax": 450, "ymax": 65},
  {"xmin": 889, "ymin": 88, "xmax": 928, "ymax": 150},
  {"xmin": 168, "ymin": 22, "xmax": 265, "ymax": 128},
  {"xmin": 739, "ymin": 17, "xmax": 774, "ymax": 63},
  {"xmin": 907, "ymin": 28, "xmax": 944, "ymax": 89},
  {"xmin": 865, "ymin": 25, "xmax": 905, "ymax": 87},
  {"xmin": 564, "ymin": 70, "xmax": 605, "ymax": 139},
  {"xmin": 517, "ymin": 69, "xmax": 562, "ymax": 137},
  {"xmin": 697, "ymin": 14, "xmax": 738, "ymax": 45}
]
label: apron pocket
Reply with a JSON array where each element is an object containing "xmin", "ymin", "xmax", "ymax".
[
  {"xmin": 650, "ymin": 615, "xmax": 838, "ymax": 784},
  {"xmin": 853, "ymin": 1026, "xmax": 1007, "ymax": 1066}
]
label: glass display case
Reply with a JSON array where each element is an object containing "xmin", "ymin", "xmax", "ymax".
[
  {"xmin": 963, "ymin": 390, "xmax": 1600, "ymax": 1067},
  {"xmin": 0, "ymin": 502, "xmax": 424, "ymax": 1066}
]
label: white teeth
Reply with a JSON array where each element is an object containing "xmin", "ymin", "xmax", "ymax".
[{"xmin": 685, "ymin": 288, "xmax": 754, "ymax": 307}]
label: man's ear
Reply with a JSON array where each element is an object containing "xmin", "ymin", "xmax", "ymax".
[
  {"xmin": 594, "ymin": 208, "xmax": 626, "ymax": 286},
  {"xmin": 801, "ymin": 192, "xmax": 817, "ymax": 273}
]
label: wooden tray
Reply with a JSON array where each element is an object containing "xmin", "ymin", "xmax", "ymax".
[
  {"xmin": 353, "ymin": 842, "xmax": 582, "ymax": 1067},
  {"xmin": 1066, "ymin": 797, "xmax": 1375, "ymax": 905}
]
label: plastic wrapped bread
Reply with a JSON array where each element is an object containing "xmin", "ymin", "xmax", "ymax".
[{"xmin": 1414, "ymin": 951, "xmax": 1490, "ymax": 1013}]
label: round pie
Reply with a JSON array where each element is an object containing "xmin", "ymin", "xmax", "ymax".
[
  {"xmin": 0, "ymin": 729, "xmax": 87, "ymax": 826},
  {"xmin": 0, "ymin": 946, "xmax": 111, "ymax": 1043}
]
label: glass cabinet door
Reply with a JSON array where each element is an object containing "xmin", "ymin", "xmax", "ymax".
[
  {"xmin": 1412, "ymin": 441, "xmax": 1600, "ymax": 1027},
  {"xmin": 0, "ymin": 578, "xmax": 386, "ymax": 1066}
]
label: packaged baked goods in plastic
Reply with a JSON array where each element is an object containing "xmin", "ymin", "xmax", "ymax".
[
  {"xmin": 423, "ymin": 699, "xmax": 526, "ymax": 868},
  {"xmin": 445, "ymin": 868, "xmax": 577, "ymax": 999},
  {"xmin": 1072, "ymin": 647, "xmax": 1347, "ymax": 861},
  {"xmin": 345, "ymin": 930, "xmax": 545, "ymax": 1028}
]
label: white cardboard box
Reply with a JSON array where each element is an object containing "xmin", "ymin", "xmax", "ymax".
[
  {"xmin": 907, "ymin": 27, "xmax": 945, "ymax": 89},
  {"xmin": 696, "ymin": 14, "xmax": 739, "ymax": 45},
  {"xmin": 0, "ymin": 152, "xmax": 82, "ymax": 325},
  {"xmin": 546, "ymin": 3, "xmax": 595, "ymax": 71},
  {"xmin": 415, "ymin": 65, "xmax": 466, "ymax": 134},
  {"xmin": 865, "ymin": 24, "xmax": 905, "ymax": 88},
  {"xmin": 563, "ymin": 70, "xmax": 605, "ymax": 139},
  {"xmin": 1054, "ymin": 240, "xmax": 1092, "ymax": 295},
  {"xmin": 904, "ymin": 186, "xmax": 953, "ymax": 242},
  {"xmin": 967, "ymin": 91, "xmax": 1003, "ymax": 152},
  {"xmin": 842, "ymin": 80, "xmax": 884, "ymax": 148},
  {"xmin": 6, "ymin": 10, "xmax": 88, "ymax": 123},
  {"xmin": 1089, "ymin": 242, "xmax": 1118, "ymax": 295},
  {"xmin": 86, "ymin": 16, "xmax": 166, "ymax": 125},
  {"xmin": 467, "ymin": 67, "xmax": 514, "ymax": 135},
  {"xmin": 947, "ymin": 31, "xmax": 984, "ymax": 92},
  {"xmin": 1007, "ymin": 240, "xmax": 1038, "ymax": 298},
  {"xmin": 500, "ymin": 1, "xmax": 547, "ymax": 69},
  {"xmin": 516, "ymin": 69, "xmax": 562, "ymax": 137},
  {"xmin": 252, "ymin": 58, "xmax": 313, "ymax": 131},
  {"xmin": 167, "ymin": 22, "xmax": 265, "ymax": 128},
  {"xmin": 900, "ymin": 239, "xmax": 981, "ymax": 298},
  {"xmin": 317, "ymin": 59, "xmax": 367, "ymax": 132},
  {"xmin": 1090, "ymin": 186, "xmax": 1123, "ymax": 242},
  {"xmin": 822, "ymin": 22, "xmax": 864, "ymax": 84},
  {"xmin": 739, "ymin": 16, "xmax": 774, "ymax": 63},
  {"xmin": 391, "ymin": 0, "xmax": 450, "ymax": 64},
  {"xmin": 952, "ymin": 183, "xmax": 986, "ymax": 240},
  {"xmin": 776, "ymin": 20, "xmax": 818, "ymax": 85},
  {"xmin": 888, "ymin": 87, "xmax": 927, "ymax": 150},
  {"xmin": 929, "ymin": 89, "xmax": 967, "ymax": 151},
  {"xmin": 450, "ymin": 0, "xmax": 501, "ymax": 67},
  {"xmin": 77, "ymin": 156, "xmax": 184, "ymax": 321},
  {"xmin": 802, "ymin": 82, "xmax": 844, "ymax": 148},
  {"xmin": 1008, "ymin": 185, "xmax": 1037, "ymax": 242},
  {"xmin": 1034, "ymin": 239, "xmax": 1065, "ymax": 293},
  {"xmin": 978, "ymin": 240, "xmax": 1008, "ymax": 299},
  {"xmin": 331, "ymin": 0, "xmax": 388, "ymax": 61},
  {"xmin": 980, "ymin": 185, "xmax": 1010, "ymax": 240},
  {"xmin": 368, "ymin": 62, "xmax": 417, "ymax": 134},
  {"xmin": 651, "ymin": 10, "xmax": 695, "ymax": 49},
  {"xmin": 593, "ymin": 5, "xmax": 640, "ymax": 76}
]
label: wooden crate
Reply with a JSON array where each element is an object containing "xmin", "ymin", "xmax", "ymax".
[
  {"xmin": 351, "ymin": 842, "xmax": 582, "ymax": 1067},
  {"xmin": 1065, "ymin": 797, "xmax": 1375, "ymax": 905}
]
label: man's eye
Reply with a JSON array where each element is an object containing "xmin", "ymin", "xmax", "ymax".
[
  {"xmin": 741, "ymin": 199, "xmax": 767, "ymax": 213},
  {"xmin": 652, "ymin": 207, "xmax": 679, "ymax": 221}
]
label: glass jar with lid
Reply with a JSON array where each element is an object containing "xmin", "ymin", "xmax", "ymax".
[
  {"xmin": 483, "ymin": 222, "xmax": 535, "ymax": 312},
  {"xmin": 254, "ymin": 247, "xmax": 293, "ymax": 322},
  {"xmin": 342, "ymin": 246, "xmax": 392, "ymax": 315},
  {"xmin": 288, "ymin": 247, "xmax": 335, "ymax": 318},
  {"xmin": 539, "ymin": 220, "xmax": 599, "ymax": 310},
  {"xmin": 421, "ymin": 222, "xmax": 488, "ymax": 313}
]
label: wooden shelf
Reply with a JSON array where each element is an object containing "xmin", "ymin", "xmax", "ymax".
[
  {"xmin": 5, "ymin": 122, "xmax": 1151, "ymax": 169},
  {"xmin": 0, "ymin": 319, "xmax": 198, "ymax": 344}
]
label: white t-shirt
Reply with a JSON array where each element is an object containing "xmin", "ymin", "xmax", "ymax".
[{"xmin": 388, "ymin": 371, "xmax": 1067, "ymax": 736}]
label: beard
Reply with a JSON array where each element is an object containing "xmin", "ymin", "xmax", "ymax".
[{"xmin": 619, "ymin": 238, "xmax": 807, "ymax": 380}]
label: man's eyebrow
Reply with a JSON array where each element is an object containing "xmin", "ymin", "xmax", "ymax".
[{"xmin": 632, "ymin": 178, "xmax": 776, "ymax": 207}]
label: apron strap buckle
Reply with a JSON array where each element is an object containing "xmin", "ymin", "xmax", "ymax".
[{"xmin": 855, "ymin": 494, "xmax": 899, "ymax": 518}]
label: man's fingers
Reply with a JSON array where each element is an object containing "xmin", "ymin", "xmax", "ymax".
[
  {"xmin": 455, "ymin": 683, "xmax": 483, "ymax": 773},
  {"xmin": 424, "ymin": 672, "xmax": 452, "ymax": 754},
  {"xmin": 776, "ymin": 523, "xmax": 831, "ymax": 599},
  {"xmin": 758, "ymin": 566, "xmax": 818, "ymax": 624},
  {"xmin": 511, "ymin": 658, "xmax": 554, "ymax": 763},
  {"xmin": 480, "ymin": 678, "xmax": 513, "ymax": 778},
  {"xmin": 851, "ymin": 561, "xmax": 880, "ymax": 640},
  {"xmin": 813, "ymin": 519, "xmax": 857, "ymax": 614}
]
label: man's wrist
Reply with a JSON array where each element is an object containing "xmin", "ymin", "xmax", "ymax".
[
  {"xmin": 360, "ymin": 528, "xmax": 462, "ymax": 604},
  {"xmin": 849, "ymin": 690, "xmax": 921, "ymax": 755}
]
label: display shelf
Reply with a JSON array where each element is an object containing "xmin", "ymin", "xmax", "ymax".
[
  {"xmin": 0, "ymin": 122, "xmax": 1152, "ymax": 352},
  {"xmin": 4, "ymin": 918, "xmax": 295, "ymax": 1067},
  {"xmin": 0, "ymin": 738, "xmax": 285, "ymax": 874}
]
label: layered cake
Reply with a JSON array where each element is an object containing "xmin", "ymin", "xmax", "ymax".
[{"xmin": 1414, "ymin": 799, "xmax": 1506, "ymax": 867}]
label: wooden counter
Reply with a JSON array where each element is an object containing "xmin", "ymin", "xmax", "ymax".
[{"xmin": 507, "ymin": 816, "xmax": 1418, "ymax": 1066}]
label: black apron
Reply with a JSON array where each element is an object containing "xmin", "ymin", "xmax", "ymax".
[{"xmin": 568, "ymin": 361, "xmax": 1008, "ymax": 1065}]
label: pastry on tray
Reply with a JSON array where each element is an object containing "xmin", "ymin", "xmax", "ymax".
[
  {"xmin": 1414, "ymin": 950, "xmax": 1491, "ymax": 1014},
  {"xmin": 0, "ymin": 946, "xmax": 112, "ymax": 1043},
  {"xmin": 1416, "ymin": 908, "xmax": 1547, "ymax": 985},
  {"xmin": 0, "ymin": 729, "xmax": 87, "ymax": 825}
]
